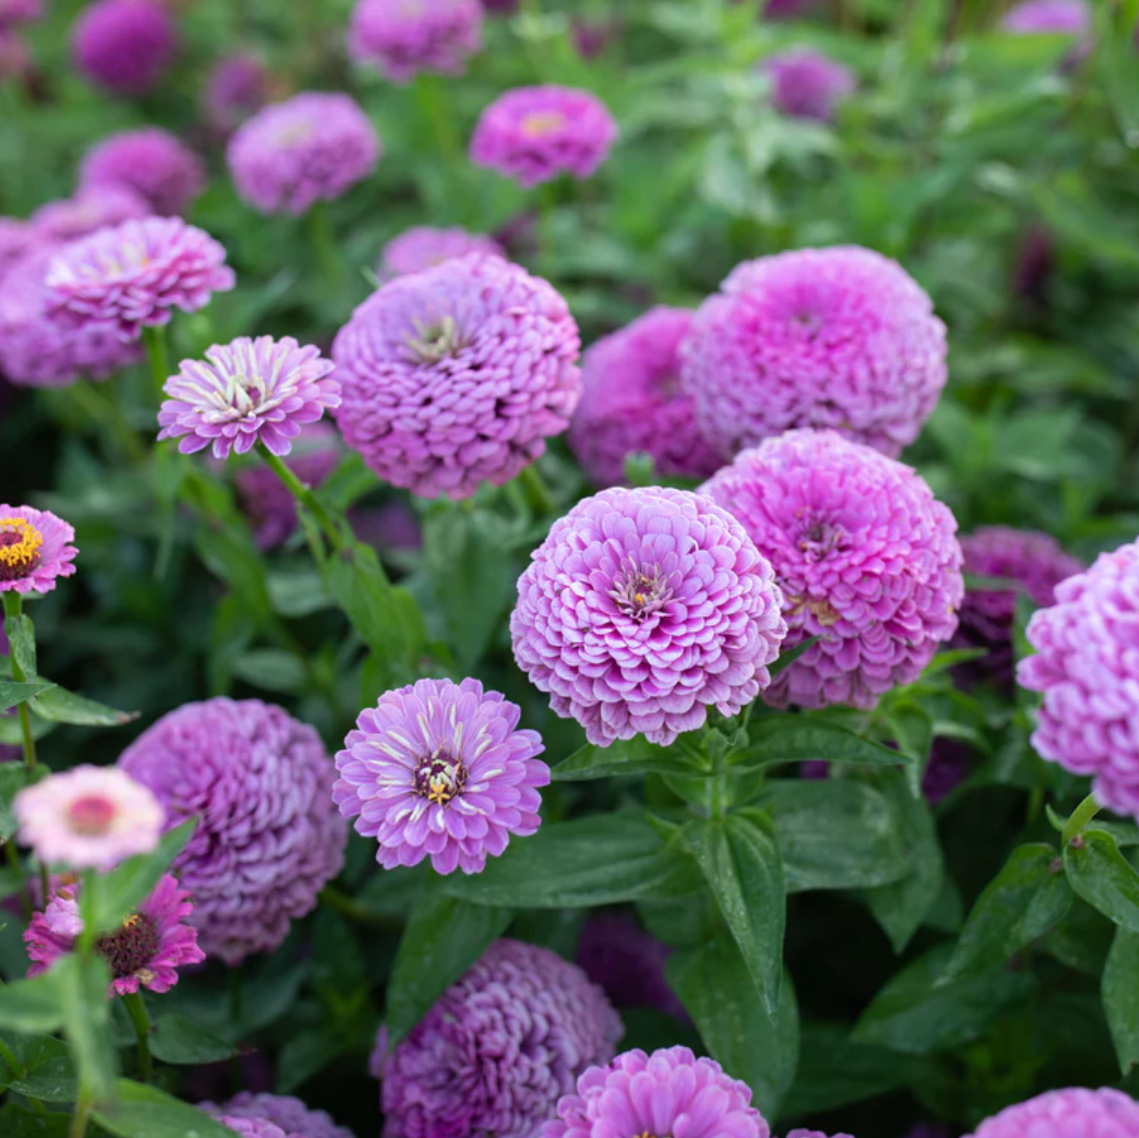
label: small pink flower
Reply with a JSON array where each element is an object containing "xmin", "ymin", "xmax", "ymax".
[
  {"xmin": 379, "ymin": 225, "xmax": 504, "ymax": 279},
  {"xmin": 0, "ymin": 504, "xmax": 78, "ymax": 595}
]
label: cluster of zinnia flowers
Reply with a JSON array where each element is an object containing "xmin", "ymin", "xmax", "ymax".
[
  {"xmin": 763, "ymin": 49, "xmax": 856, "ymax": 122},
  {"xmin": 347, "ymin": 0, "xmax": 483, "ymax": 82},
  {"xmin": 378, "ymin": 225, "xmax": 503, "ymax": 279},
  {"xmin": 80, "ymin": 127, "xmax": 206, "ymax": 216},
  {"xmin": 71, "ymin": 0, "xmax": 178, "ymax": 95},
  {"xmin": 0, "ymin": 504, "xmax": 78, "ymax": 595}
]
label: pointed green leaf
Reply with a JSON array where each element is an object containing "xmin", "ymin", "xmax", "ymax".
[
  {"xmin": 93, "ymin": 1079, "xmax": 236, "ymax": 1138},
  {"xmin": 1064, "ymin": 829, "xmax": 1139, "ymax": 934},
  {"xmin": 0, "ymin": 972, "xmax": 65, "ymax": 1034},
  {"xmin": 30, "ymin": 686, "xmax": 137, "ymax": 728},
  {"xmin": 1104, "ymin": 927, "xmax": 1139, "ymax": 1074},
  {"xmin": 3, "ymin": 615, "xmax": 36, "ymax": 680},
  {"xmin": 551, "ymin": 740, "xmax": 699, "ymax": 782},
  {"xmin": 731, "ymin": 719, "xmax": 905, "ymax": 772},
  {"xmin": 149, "ymin": 1016, "xmax": 237, "ymax": 1066},
  {"xmin": 0, "ymin": 680, "xmax": 55, "ymax": 715}
]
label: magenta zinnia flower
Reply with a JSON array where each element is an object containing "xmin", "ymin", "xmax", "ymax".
[
  {"xmin": 764, "ymin": 49, "xmax": 855, "ymax": 121},
  {"xmin": 0, "ymin": 504, "xmax": 78, "ymax": 595},
  {"xmin": 0, "ymin": 217, "xmax": 34, "ymax": 283},
  {"xmin": 334, "ymin": 677, "xmax": 548, "ymax": 875},
  {"xmin": 569, "ymin": 306, "xmax": 721, "ymax": 487},
  {"xmin": 45, "ymin": 216, "xmax": 234, "ymax": 343},
  {"xmin": 379, "ymin": 225, "xmax": 504, "ymax": 279},
  {"xmin": 1001, "ymin": 0, "xmax": 1090, "ymax": 33},
  {"xmin": 25, "ymin": 874, "xmax": 204, "ymax": 995},
  {"xmin": 786, "ymin": 1131, "xmax": 854, "ymax": 1138},
  {"xmin": 158, "ymin": 336, "xmax": 341, "ymax": 460},
  {"xmin": 118, "ymin": 698, "xmax": 347, "ymax": 965},
  {"xmin": 15, "ymin": 766, "xmax": 161, "ymax": 869},
  {"xmin": 227, "ymin": 92, "xmax": 381, "ymax": 216},
  {"xmin": 203, "ymin": 1093, "xmax": 355, "ymax": 1138},
  {"xmin": 80, "ymin": 128, "xmax": 206, "ymax": 217},
  {"xmin": 512, "ymin": 486, "xmax": 787, "ymax": 746},
  {"xmin": 333, "ymin": 253, "xmax": 581, "ymax": 499},
  {"xmin": 701, "ymin": 430, "xmax": 963, "ymax": 710},
  {"xmin": 0, "ymin": 0, "xmax": 41, "ymax": 28},
  {"xmin": 542, "ymin": 1046, "xmax": 768, "ymax": 1138},
  {"xmin": 680, "ymin": 245, "xmax": 947, "ymax": 459},
  {"xmin": 204, "ymin": 53, "xmax": 269, "ymax": 133},
  {"xmin": 964, "ymin": 1087, "xmax": 1139, "ymax": 1138},
  {"xmin": 71, "ymin": 0, "xmax": 178, "ymax": 95},
  {"xmin": 1017, "ymin": 540, "xmax": 1139, "ymax": 818},
  {"xmin": 470, "ymin": 85, "xmax": 619, "ymax": 187},
  {"xmin": 376, "ymin": 938, "xmax": 622, "ymax": 1138},
  {"xmin": 31, "ymin": 186, "xmax": 149, "ymax": 243},
  {"xmin": 348, "ymin": 0, "xmax": 483, "ymax": 83},
  {"xmin": 761, "ymin": 0, "xmax": 822, "ymax": 15}
]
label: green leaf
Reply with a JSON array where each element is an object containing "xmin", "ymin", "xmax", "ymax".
[
  {"xmin": 149, "ymin": 1016, "xmax": 236, "ymax": 1066},
  {"xmin": 1104, "ymin": 927, "xmax": 1139, "ymax": 1074},
  {"xmin": 551, "ymin": 739, "xmax": 699, "ymax": 782},
  {"xmin": 93, "ymin": 1079, "xmax": 236, "ymax": 1138},
  {"xmin": 0, "ymin": 1102, "xmax": 70, "ymax": 1136},
  {"xmin": 4, "ymin": 1033, "xmax": 77, "ymax": 1102},
  {"xmin": 941, "ymin": 843, "xmax": 1071, "ymax": 982},
  {"xmin": 55, "ymin": 954, "xmax": 114, "ymax": 1099},
  {"xmin": 767, "ymin": 636, "xmax": 820, "ymax": 677},
  {"xmin": 683, "ymin": 810, "xmax": 784, "ymax": 1013},
  {"xmin": 386, "ymin": 892, "xmax": 512, "ymax": 1046},
  {"xmin": 276, "ymin": 1025, "xmax": 348, "ymax": 1095},
  {"xmin": 667, "ymin": 935, "xmax": 798, "ymax": 1118},
  {"xmin": 0, "ymin": 680, "xmax": 56, "ymax": 714},
  {"xmin": 3, "ymin": 615, "xmax": 37, "ymax": 679},
  {"xmin": 30, "ymin": 686, "xmax": 137, "ymax": 727},
  {"xmin": 0, "ymin": 971, "xmax": 65, "ymax": 1034},
  {"xmin": 731, "ymin": 718, "xmax": 904, "ymax": 772},
  {"xmin": 232, "ymin": 649, "xmax": 307, "ymax": 694},
  {"xmin": 1064, "ymin": 829, "xmax": 1139, "ymax": 935}
]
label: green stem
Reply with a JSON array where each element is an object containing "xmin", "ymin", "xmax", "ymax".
[
  {"xmin": 4, "ymin": 839, "xmax": 31, "ymax": 921},
  {"xmin": 0, "ymin": 1033, "xmax": 24, "ymax": 1079},
  {"xmin": 122, "ymin": 992, "xmax": 153, "ymax": 1082},
  {"xmin": 69, "ymin": 1093, "xmax": 93, "ymax": 1138},
  {"xmin": 1061, "ymin": 793, "xmax": 1103, "ymax": 846},
  {"xmin": 319, "ymin": 885, "xmax": 402, "ymax": 930},
  {"xmin": 257, "ymin": 443, "xmax": 345, "ymax": 552},
  {"xmin": 537, "ymin": 180, "xmax": 558, "ymax": 278},
  {"xmin": 142, "ymin": 325, "xmax": 171, "ymax": 402},
  {"xmin": 414, "ymin": 72, "xmax": 461, "ymax": 164},
  {"xmin": 306, "ymin": 202, "xmax": 343, "ymax": 292},
  {"xmin": 3, "ymin": 593, "xmax": 37, "ymax": 771},
  {"xmin": 519, "ymin": 463, "xmax": 554, "ymax": 515}
]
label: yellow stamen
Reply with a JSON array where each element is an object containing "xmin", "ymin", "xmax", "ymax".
[
  {"xmin": 0, "ymin": 517, "xmax": 43, "ymax": 570},
  {"xmin": 427, "ymin": 776, "xmax": 454, "ymax": 806},
  {"xmin": 521, "ymin": 110, "xmax": 565, "ymax": 137}
]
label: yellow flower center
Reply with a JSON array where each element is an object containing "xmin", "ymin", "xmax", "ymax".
[
  {"xmin": 521, "ymin": 110, "xmax": 566, "ymax": 137},
  {"xmin": 0, "ymin": 516, "xmax": 43, "ymax": 574}
]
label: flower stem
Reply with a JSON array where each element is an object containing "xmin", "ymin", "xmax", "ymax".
[
  {"xmin": 4, "ymin": 839, "xmax": 31, "ymax": 921},
  {"xmin": 414, "ymin": 72, "xmax": 460, "ymax": 165},
  {"xmin": 142, "ymin": 325, "xmax": 171, "ymax": 401},
  {"xmin": 122, "ymin": 992, "xmax": 153, "ymax": 1082},
  {"xmin": 69, "ymin": 1093, "xmax": 93, "ymax": 1138},
  {"xmin": 3, "ymin": 592, "xmax": 37, "ymax": 771},
  {"xmin": 306, "ymin": 202, "xmax": 343, "ymax": 292},
  {"xmin": 256, "ymin": 443, "xmax": 345, "ymax": 552},
  {"xmin": 519, "ymin": 463, "xmax": 554, "ymax": 515},
  {"xmin": 1061, "ymin": 793, "xmax": 1103, "ymax": 846},
  {"xmin": 537, "ymin": 180, "xmax": 558, "ymax": 278}
]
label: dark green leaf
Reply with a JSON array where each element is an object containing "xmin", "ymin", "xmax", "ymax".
[
  {"xmin": 93, "ymin": 1079, "xmax": 235, "ymax": 1138},
  {"xmin": 30, "ymin": 686, "xmax": 137, "ymax": 728},
  {"xmin": 1064, "ymin": 829, "xmax": 1139, "ymax": 935},
  {"xmin": 0, "ymin": 971, "xmax": 65, "ymax": 1033},
  {"xmin": 276, "ymin": 1026, "xmax": 348, "ymax": 1095},
  {"xmin": 731, "ymin": 718, "xmax": 904, "ymax": 772},
  {"xmin": 0, "ymin": 1103, "xmax": 70, "ymax": 1136},
  {"xmin": 0, "ymin": 680, "xmax": 55, "ymax": 714},
  {"xmin": 149, "ymin": 1016, "xmax": 236, "ymax": 1066},
  {"xmin": 1104, "ymin": 927, "xmax": 1139, "ymax": 1074},
  {"xmin": 767, "ymin": 636, "xmax": 820, "ymax": 677},
  {"xmin": 551, "ymin": 740, "xmax": 699, "ymax": 782},
  {"xmin": 3, "ymin": 1033, "xmax": 76, "ymax": 1103},
  {"xmin": 4, "ymin": 615, "xmax": 36, "ymax": 679}
]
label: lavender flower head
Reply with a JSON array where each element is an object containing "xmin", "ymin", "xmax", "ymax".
[
  {"xmin": 118, "ymin": 698, "xmax": 347, "ymax": 965},
  {"xmin": 575, "ymin": 911, "xmax": 686, "ymax": 1018},
  {"xmin": 701, "ymin": 430, "xmax": 963, "ymax": 710},
  {"xmin": 0, "ymin": 0, "xmax": 42, "ymax": 28},
  {"xmin": 1001, "ymin": 0, "xmax": 1090, "ymax": 33},
  {"xmin": 72, "ymin": 0, "xmax": 178, "ymax": 95},
  {"xmin": 334, "ymin": 677, "xmax": 548, "ymax": 875},
  {"xmin": 203, "ymin": 1093, "xmax": 355, "ymax": 1138},
  {"xmin": 0, "ymin": 217, "xmax": 33, "ymax": 282},
  {"xmin": 204, "ymin": 53, "xmax": 269, "ymax": 133},
  {"xmin": 379, "ymin": 225, "xmax": 504, "ymax": 279},
  {"xmin": 26, "ymin": 874, "xmax": 205, "ymax": 996},
  {"xmin": 15, "ymin": 766, "xmax": 162, "ymax": 869},
  {"xmin": 45, "ymin": 216, "xmax": 234, "ymax": 343},
  {"xmin": 217, "ymin": 1121, "xmax": 287, "ymax": 1138},
  {"xmin": 333, "ymin": 253, "xmax": 581, "ymax": 498},
  {"xmin": 375, "ymin": 938, "xmax": 622, "ymax": 1138},
  {"xmin": 764, "ymin": 49, "xmax": 856, "ymax": 122},
  {"xmin": 158, "ymin": 336, "xmax": 341, "ymax": 460},
  {"xmin": 680, "ymin": 245, "xmax": 948, "ymax": 459},
  {"xmin": 569, "ymin": 306, "xmax": 721, "ymax": 487},
  {"xmin": 348, "ymin": 0, "xmax": 483, "ymax": 83},
  {"xmin": 512, "ymin": 486, "xmax": 787, "ymax": 746},
  {"xmin": 32, "ymin": 186, "xmax": 149, "ymax": 243},
  {"xmin": 787, "ymin": 1132, "xmax": 855, "ymax": 1138},
  {"xmin": 470, "ymin": 85, "xmax": 619, "ymax": 187},
  {"xmin": 0, "ymin": 504, "xmax": 78, "ymax": 594},
  {"xmin": 80, "ymin": 128, "xmax": 206, "ymax": 216},
  {"xmin": 762, "ymin": 0, "xmax": 823, "ymax": 15},
  {"xmin": 542, "ymin": 1046, "xmax": 769, "ymax": 1138},
  {"xmin": 964, "ymin": 1087, "xmax": 1139, "ymax": 1138},
  {"xmin": 0, "ymin": 26, "xmax": 27, "ymax": 80},
  {"xmin": 1017, "ymin": 540, "xmax": 1139, "ymax": 818},
  {"xmin": 227, "ymin": 92, "xmax": 381, "ymax": 216}
]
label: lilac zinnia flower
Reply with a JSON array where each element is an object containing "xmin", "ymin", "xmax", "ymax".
[
  {"xmin": 511, "ymin": 486, "xmax": 787, "ymax": 746},
  {"xmin": 1001, "ymin": 0, "xmax": 1090, "ymax": 33},
  {"xmin": 470, "ymin": 85, "xmax": 619, "ymax": 187},
  {"xmin": 333, "ymin": 677, "xmax": 549, "ymax": 875},
  {"xmin": 542, "ymin": 1046, "xmax": 769, "ymax": 1138},
  {"xmin": 680, "ymin": 245, "xmax": 948, "ymax": 459},
  {"xmin": 0, "ymin": 0, "xmax": 41, "ymax": 28},
  {"xmin": 1017, "ymin": 540, "xmax": 1139, "ymax": 819},
  {"xmin": 15, "ymin": 766, "xmax": 161, "ymax": 869},
  {"xmin": 0, "ymin": 217, "xmax": 33, "ymax": 283},
  {"xmin": 158, "ymin": 336, "xmax": 341, "ymax": 460},
  {"xmin": 764, "ymin": 49, "xmax": 855, "ymax": 122},
  {"xmin": 204, "ymin": 53, "xmax": 269, "ymax": 133},
  {"xmin": 31, "ymin": 186, "xmax": 149, "ymax": 243},
  {"xmin": 25, "ymin": 874, "xmax": 205, "ymax": 995},
  {"xmin": 786, "ymin": 1132, "xmax": 854, "ymax": 1138},
  {"xmin": 118, "ymin": 698, "xmax": 347, "ymax": 965},
  {"xmin": 203, "ymin": 1093, "xmax": 355, "ymax": 1138},
  {"xmin": 379, "ymin": 225, "xmax": 504, "ymax": 279},
  {"xmin": 79, "ymin": 128, "xmax": 206, "ymax": 217},
  {"xmin": 0, "ymin": 504, "xmax": 78, "ymax": 594},
  {"xmin": 376, "ymin": 938, "xmax": 622, "ymax": 1138},
  {"xmin": 348, "ymin": 0, "xmax": 483, "ymax": 83},
  {"xmin": 45, "ymin": 216, "xmax": 234, "ymax": 343},
  {"xmin": 701, "ymin": 430, "xmax": 963, "ymax": 710},
  {"xmin": 964, "ymin": 1087, "xmax": 1139, "ymax": 1138},
  {"xmin": 72, "ymin": 0, "xmax": 178, "ymax": 95},
  {"xmin": 569, "ymin": 306, "xmax": 721, "ymax": 487},
  {"xmin": 333, "ymin": 253, "xmax": 581, "ymax": 499},
  {"xmin": 227, "ymin": 92, "xmax": 381, "ymax": 216}
]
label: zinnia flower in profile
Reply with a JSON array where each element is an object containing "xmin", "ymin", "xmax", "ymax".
[
  {"xmin": 1001, "ymin": 0, "xmax": 1090, "ymax": 34},
  {"xmin": 334, "ymin": 677, "xmax": 549, "ymax": 875},
  {"xmin": 79, "ymin": 127, "xmax": 206, "ymax": 217},
  {"xmin": 348, "ymin": 0, "xmax": 483, "ymax": 83},
  {"xmin": 25, "ymin": 874, "xmax": 205, "ymax": 995},
  {"xmin": 31, "ymin": 185, "xmax": 149, "ymax": 243},
  {"xmin": 202, "ymin": 1093, "xmax": 355, "ymax": 1138},
  {"xmin": 157, "ymin": 336, "xmax": 341, "ymax": 460},
  {"xmin": 964, "ymin": 1087, "xmax": 1139, "ymax": 1138},
  {"xmin": 0, "ymin": 504, "xmax": 78, "ymax": 594},
  {"xmin": 203, "ymin": 53, "xmax": 269, "ymax": 133},
  {"xmin": 45, "ymin": 217, "xmax": 235, "ymax": 343},
  {"xmin": 764, "ymin": 49, "xmax": 855, "ymax": 122},
  {"xmin": 15, "ymin": 766, "xmax": 162, "ymax": 869},
  {"xmin": 511, "ymin": 485, "xmax": 787, "ymax": 746},
  {"xmin": 542, "ymin": 1046, "xmax": 769, "ymax": 1138},
  {"xmin": 71, "ymin": 0, "xmax": 178, "ymax": 96},
  {"xmin": 470, "ymin": 85, "xmax": 618, "ymax": 187},
  {"xmin": 379, "ymin": 225, "xmax": 503, "ymax": 279}
]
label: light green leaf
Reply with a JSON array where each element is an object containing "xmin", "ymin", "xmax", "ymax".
[
  {"xmin": 0, "ymin": 680, "xmax": 56, "ymax": 715},
  {"xmin": 30, "ymin": 687, "xmax": 137, "ymax": 728},
  {"xmin": 0, "ymin": 971, "xmax": 65, "ymax": 1034},
  {"xmin": 55, "ymin": 955, "xmax": 114, "ymax": 1099},
  {"xmin": 93, "ymin": 1079, "xmax": 235, "ymax": 1138}
]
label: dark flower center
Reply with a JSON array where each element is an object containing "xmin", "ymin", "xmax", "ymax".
[
  {"xmin": 67, "ymin": 795, "xmax": 117, "ymax": 836},
  {"xmin": 611, "ymin": 564, "xmax": 672, "ymax": 621},
  {"xmin": 0, "ymin": 516, "xmax": 42, "ymax": 582},
  {"xmin": 95, "ymin": 914, "xmax": 160, "ymax": 980},
  {"xmin": 414, "ymin": 750, "xmax": 468, "ymax": 806},
  {"xmin": 796, "ymin": 516, "xmax": 847, "ymax": 560},
  {"xmin": 406, "ymin": 315, "xmax": 465, "ymax": 363}
]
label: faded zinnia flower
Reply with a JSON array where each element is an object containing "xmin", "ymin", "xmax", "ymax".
[
  {"xmin": 542, "ymin": 1046, "xmax": 769, "ymax": 1138},
  {"xmin": 334, "ymin": 677, "xmax": 548, "ymax": 875},
  {"xmin": 202, "ymin": 1093, "xmax": 355, "ymax": 1138},
  {"xmin": 31, "ymin": 186, "xmax": 149, "ymax": 243},
  {"xmin": 965, "ymin": 1087, "xmax": 1139, "ymax": 1138},
  {"xmin": 764, "ymin": 49, "xmax": 855, "ymax": 121},
  {"xmin": 80, "ymin": 128, "xmax": 206, "ymax": 217},
  {"xmin": 1017, "ymin": 540, "xmax": 1139, "ymax": 819},
  {"xmin": 333, "ymin": 253, "xmax": 581, "ymax": 499},
  {"xmin": 45, "ymin": 216, "xmax": 234, "ymax": 343},
  {"xmin": 118, "ymin": 698, "xmax": 347, "ymax": 965},
  {"xmin": 379, "ymin": 225, "xmax": 504, "ymax": 279},
  {"xmin": 375, "ymin": 939, "xmax": 622, "ymax": 1138},
  {"xmin": 71, "ymin": 0, "xmax": 178, "ymax": 95},
  {"xmin": 227, "ymin": 92, "xmax": 381, "ymax": 216},
  {"xmin": 1001, "ymin": 0, "xmax": 1090, "ymax": 33},
  {"xmin": 701, "ymin": 430, "xmax": 963, "ymax": 710},
  {"xmin": 512, "ymin": 485, "xmax": 787, "ymax": 746},
  {"xmin": 25, "ymin": 874, "xmax": 205, "ymax": 995},
  {"xmin": 158, "ymin": 336, "xmax": 341, "ymax": 460},
  {"xmin": 348, "ymin": 0, "xmax": 483, "ymax": 83},
  {"xmin": 470, "ymin": 85, "xmax": 618, "ymax": 187},
  {"xmin": 0, "ymin": 504, "xmax": 78, "ymax": 594},
  {"xmin": 15, "ymin": 766, "xmax": 162, "ymax": 869},
  {"xmin": 568, "ymin": 306, "xmax": 721, "ymax": 487},
  {"xmin": 203, "ymin": 53, "xmax": 269, "ymax": 133},
  {"xmin": 680, "ymin": 245, "xmax": 947, "ymax": 459}
]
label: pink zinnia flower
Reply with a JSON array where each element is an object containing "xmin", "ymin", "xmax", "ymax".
[
  {"xmin": 348, "ymin": 0, "xmax": 483, "ymax": 83},
  {"xmin": 0, "ymin": 217, "xmax": 34, "ymax": 283},
  {"xmin": 964, "ymin": 1087, "xmax": 1139, "ymax": 1138},
  {"xmin": 79, "ymin": 128, "xmax": 206, "ymax": 217},
  {"xmin": 0, "ymin": 0, "xmax": 41, "ymax": 28},
  {"xmin": 203, "ymin": 53, "xmax": 269, "ymax": 133},
  {"xmin": 71, "ymin": 0, "xmax": 178, "ymax": 96},
  {"xmin": 31, "ymin": 186, "xmax": 149, "ymax": 243},
  {"xmin": 1001, "ymin": 0, "xmax": 1090, "ymax": 34},
  {"xmin": 470, "ymin": 85, "xmax": 618, "ymax": 187},
  {"xmin": 25, "ymin": 874, "xmax": 205, "ymax": 996},
  {"xmin": 379, "ymin": 225, "xmax": 504, "ymax": 279},
  {"xmin": 787, "ymin": 1132, "xmax": 854, "ymax": 1138},
  {"xmin": 0, "ymin": 504, "xmax": 78, "ymax": 595},
  {"xmin": 202, "ymin": 1093, "xmax": 354, "ymax": 1138},
  {"xmin": 764, "ymin": 49, "xmax": 855, "ymax": 121},
  {"xmin": 15, "ymin": 766, "xmax": 162, "ymax": 870}
]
